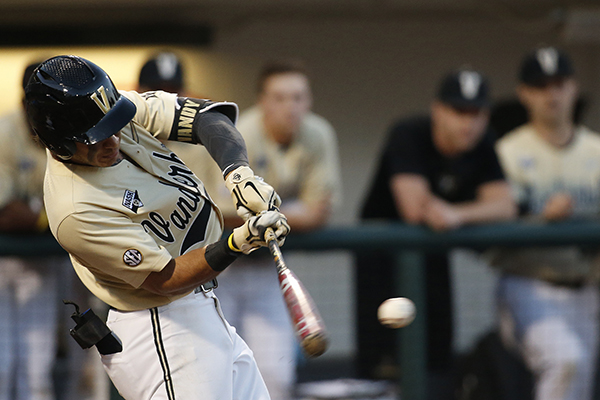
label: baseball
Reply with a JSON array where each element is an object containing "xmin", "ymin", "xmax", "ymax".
[{"xmin": 377, "ymin": 297, "xmax": 416, "ymax": 329}]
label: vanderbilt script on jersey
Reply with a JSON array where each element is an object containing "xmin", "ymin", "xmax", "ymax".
[{"xmin": 43, "ymin": 90, "xmax": 229, "ymax": 311}]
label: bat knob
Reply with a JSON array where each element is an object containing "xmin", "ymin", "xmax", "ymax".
[{"xmin": 301, "ymin": 332, "xmax": 329, "ymax": 358}]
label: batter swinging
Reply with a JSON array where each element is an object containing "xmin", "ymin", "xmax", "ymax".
[{"xmin": 24, "ymin": 55, "xmax": 289, "ymax": 400}]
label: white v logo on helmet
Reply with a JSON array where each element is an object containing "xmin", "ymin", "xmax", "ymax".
[{"xmin": 90, "ymin": 86, "xmax": 111, "ymax": 114}]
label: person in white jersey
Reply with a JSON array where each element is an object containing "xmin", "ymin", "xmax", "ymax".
[
  {"xmin": 492, "ymin": 46, "xmax": 600, "ymax": 400},
  {"xmin": 0, "ymin": 61, "xmax": 70, "ymax": 400},
  {"xmin": 211, "ymin": 59, "xmax": 342, "ymax": 400},
  {"xmin": 24, "ymin": 55, "xmax": 290, "ymax": 400}
]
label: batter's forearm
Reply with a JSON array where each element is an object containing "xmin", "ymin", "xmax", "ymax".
[{"xmin": 141, "ymin": 248, "xmax": 221, "ymax": 296}]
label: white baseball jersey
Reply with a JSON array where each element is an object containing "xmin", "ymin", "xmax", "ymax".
[
  {"xmin": 0, "ymin": 109, "xmax": 47, "ymax": 208},
  {"xmin": 0, "ymin": 108, "xmax": 63, "ymax": 400},
  {"xmin": 44, "ymin": 91, "xmax": 232, "ymax": 311},
  {"xmin": 493, "ymin": 124, "xmax": 600, "ymax": 282}
]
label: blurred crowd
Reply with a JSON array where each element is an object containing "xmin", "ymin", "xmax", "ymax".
[{"xmin": 0, "ymin": 44, "xmax": 598, "ymax": 400}]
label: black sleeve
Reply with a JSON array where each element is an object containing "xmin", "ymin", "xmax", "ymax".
[
  {"xmin": 385, "ymin": 117, "xmax": 430, "ymax": 177},
  {"xmin": 473, "ymin": 130, "xmax": 506, "ymax": 185},
  {"xmin": 169, "ymin": 97, "xmax": 248, "ymax": 177},
  {"xmin": 193, "ymin": 111, "xmax": 249, "ymax": 176}
]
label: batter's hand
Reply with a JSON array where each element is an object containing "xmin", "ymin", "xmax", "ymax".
[
  {"xmin": 229, "ymin": 210, "xmax": 290, "ymax": 254},
  {"xmin": 225, "ymin": 166, "xmax": 281, "ymax": 220}
]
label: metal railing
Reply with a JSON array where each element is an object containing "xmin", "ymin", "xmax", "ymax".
[
  {"xmin": 3, "ymin": 219, "xmax": 600, "ymax": 400},
  {"xmin": 285, "ymin": 220, "xmax": 600, "ymax": 400}
]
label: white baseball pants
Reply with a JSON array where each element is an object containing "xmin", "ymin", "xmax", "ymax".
[
  {"xmin": 498, "ymin": 274, "xmax": 600, "ymax": 400},
  {"xmin": 216, "ymin": 259, "xmax": 297, "ymax": 400},
  {"xmin": 102, "ymin": 290, "xmax": 270, "ymax": 400},
  {"xmin": 0, "ymin": 256, "xmax": 61, "ymax": 400}
]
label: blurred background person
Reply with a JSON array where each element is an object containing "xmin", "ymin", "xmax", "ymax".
[
  {"xmin": 211, "ymin": 59, "xmax": 342, "ymax": 400},
  {"xmin": 357, "ymin": 68, "xmax": 516, "ymax": 399},
  {"xmin": 137, "ymin": 51, "xmax": 224, "ymax": 195},
  {"xmin": 491, "ymin": 46, "xmax": 600, "ymax": 400},
  {"xmin": 138, "ymin": 51, "xmax": 186, "ymax": 94},
  {"xmin": 0, "ymin": 61, "xmax": 69, "ymax": 400}
]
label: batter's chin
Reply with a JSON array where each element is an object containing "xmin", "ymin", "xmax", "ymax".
[{"xmin": 99, "ymin": 150, "xmax": 121, "ymax": 167}]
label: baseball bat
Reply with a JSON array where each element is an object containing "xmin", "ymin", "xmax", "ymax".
[{"xmin": 264, "ymin": 227, "xmax": 329, "ymax": 358}]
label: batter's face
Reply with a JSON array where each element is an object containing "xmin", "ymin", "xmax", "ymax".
[
  {"xmin": 259, "ymin": 72, "xmax": 312, "ymax": 146},
  {"xmin": 431, "ymin": 101, "xmax": 490, "ymax": 156},
  {"xmin": 70, "ymin": 133, "xmax": 122, "ymax": 167},
  {"xmin": 517, "ymin": 77, "xmax": 578, "ymax": 126}
]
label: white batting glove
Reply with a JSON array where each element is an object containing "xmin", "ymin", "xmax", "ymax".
[
  {"xmin": 229, "ymin": 210, "xmax": 290, "ymax": 254},
  {"xmin": 225, "ymin": 166, "xmax": 282, "ymax": 220}
]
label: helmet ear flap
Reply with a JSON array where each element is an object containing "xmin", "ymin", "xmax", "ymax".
[
  {"xmin": 54, "ymin": 141, "xmax": 77, "ymax": 160},
  {"xmin": 35, "ymin": 133, "xmax": 76, "ymax": 160}
]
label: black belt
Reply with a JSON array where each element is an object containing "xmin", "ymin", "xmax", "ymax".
[{"xmin": 109, "ymin": 278, "xmax": 219, "ymax": 311}]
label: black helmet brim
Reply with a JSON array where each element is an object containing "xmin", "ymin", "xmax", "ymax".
[{"xmin": 82, "ymin": 96, "xmax": 137, "ymax": 144}]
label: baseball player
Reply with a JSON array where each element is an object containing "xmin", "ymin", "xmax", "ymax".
[
  {"xmin": 492, "ymin": 47, "xmax": 600, "ymax": 400},
  {"xmin": 24, "ymin": 55, "xmax": 290, "ymax": 400},
  {"xmin": 0, "ymin": 61, "xmax": 71, "ymax": 400},
  {"xmin": 211, "ymin": 59, "xmax": 342, "ymax": 400}
]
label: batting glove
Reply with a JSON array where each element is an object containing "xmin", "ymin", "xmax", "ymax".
[
  {"xmin": 229, "ymin": 210, "xmax": 290, "ymax": 254},
  {"xmin": 225, "ymin": 166, "xmax": 282, "ymax": 220}
]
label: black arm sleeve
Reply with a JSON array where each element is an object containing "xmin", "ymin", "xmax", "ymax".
[
  {"xmin": 192, "ymin": 110, "xmax": 249, "ymax": 176},
  {"xmin": 168, "ymin": 97, "xmax": 248, "ymax": 177}
]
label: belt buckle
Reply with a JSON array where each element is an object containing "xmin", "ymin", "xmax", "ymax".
[{"xmin": 195, "ymin": 278, "xmax": 218, "ymax": 294}]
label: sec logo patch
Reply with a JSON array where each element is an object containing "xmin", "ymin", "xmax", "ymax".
[{"xmin": 123, "ymin": 249, "xmax": 143, "ymax": 266}]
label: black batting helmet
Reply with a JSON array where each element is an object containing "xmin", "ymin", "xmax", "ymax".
[{"xmin": 25, "ymin": 55, "xmax": 136, "ymax": 160}]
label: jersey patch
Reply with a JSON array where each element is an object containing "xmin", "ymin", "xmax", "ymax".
[
  {"xmin": 122, "ymin": 189, "xmax": 144, "ymax": 213},
  {"xmin": 123, "ymin": 249, "xmax": 143, "ymax": 267}
]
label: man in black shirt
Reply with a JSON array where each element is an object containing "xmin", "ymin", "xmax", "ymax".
[{"xmin": 357, "ymin": 68, "xmax": 516, "ymax": 399}]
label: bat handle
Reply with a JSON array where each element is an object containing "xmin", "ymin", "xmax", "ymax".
[
  {"xmin": 264, "ymin": 227, "xmax": 287, "ymax": 273},
  {"xmin": 264, "ymin": 226, "xmax": 277, "ymax": 244}
]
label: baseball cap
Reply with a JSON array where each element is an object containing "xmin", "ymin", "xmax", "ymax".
[
  {"xmin": 138, "ymin": 52, "xmax": 184, "ymax": 92},
  {"xmin": 437, "ymin": 69, "xmax": 490, "ymax": 109},
  {"xmin": 519, "ymin": 47, "xmax": 574, "ymax": 87}
]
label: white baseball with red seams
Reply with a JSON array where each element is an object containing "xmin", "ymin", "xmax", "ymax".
[{"xmin": 377, "ymin": 297, "xmax": 416, "ymax": 329}]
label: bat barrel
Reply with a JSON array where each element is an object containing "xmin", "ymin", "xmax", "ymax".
[
  {"xmin": 301, "ymin": 331, "xmax": 329, "ymax": 358},
  {"xmin": 265, "ymin": 227, "xmax": 329, "ymax": 358}
]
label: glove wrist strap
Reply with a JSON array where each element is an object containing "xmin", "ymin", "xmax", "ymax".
[
  {"xmin": 224, "ymin": 165, "xmax": 254, "ymax": 188},
  {"xmin": 205, "ymin": 235, "xmax": 242, "ymax": 272}
]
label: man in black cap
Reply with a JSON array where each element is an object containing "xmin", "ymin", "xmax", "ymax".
[
  {"xmin": 138, "ymin": 51, "xmax": 185, "ymax": 93},
  {"xmin": 492, "ymin": 46, "xmax": 600, "ymax": 400},
  {"xmin": 356, "ymin": 68, "xmax": 516, "ymax": 399}
]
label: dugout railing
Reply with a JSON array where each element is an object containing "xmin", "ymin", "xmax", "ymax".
[{"xmin": 2, "ymin": 219, "xmax": 600, "ymax": 400}]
